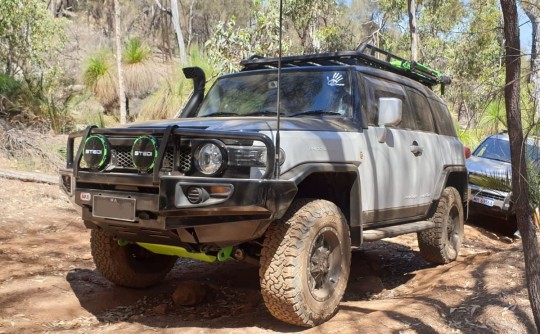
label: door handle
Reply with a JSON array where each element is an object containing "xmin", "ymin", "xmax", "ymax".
[{"xmin": 410, "ymin": 141, "xmax": 423, "ymax": 156}]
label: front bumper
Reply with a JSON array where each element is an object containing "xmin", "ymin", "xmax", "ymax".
[
  {"xmin": 61, "ymin": 169, "xmax": 297, "ymax": 247},
  {"xmin": 60, "ymin": 125, "xmax": 295, "ymax": 248},
  {"xmin": 468, "ymin": 183, "xmax": 513, "ymax": 219}
]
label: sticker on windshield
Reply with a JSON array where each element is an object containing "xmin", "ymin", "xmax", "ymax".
[{"xmin": 327, "ymin": 73, "xmax": 345, "ymax": 87}]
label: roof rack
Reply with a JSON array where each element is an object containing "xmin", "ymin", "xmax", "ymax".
[{"xmin": 240, "ymin": 44, "xmax": 451, "ymax": 90}]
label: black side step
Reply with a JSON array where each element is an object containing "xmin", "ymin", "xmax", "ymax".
[{"xmin": 363, "ymin": 220, "xmax": 436, "ymax": 242}]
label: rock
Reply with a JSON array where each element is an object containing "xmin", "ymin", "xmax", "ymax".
[
  {"xmin": 172, "ymin": 280, "xmax": 207, "ymax": 306},
  {"xmin": 149, "ymin": 304, "xmax": 169, "ymax": 315}
]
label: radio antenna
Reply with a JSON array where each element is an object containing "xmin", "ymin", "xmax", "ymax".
[{"xmin": 274, "ymin": 0, "xmax": 283, "ymax": 180}]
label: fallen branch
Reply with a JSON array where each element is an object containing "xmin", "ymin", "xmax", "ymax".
[{"xmin": 0, "ymin": 168, "xmax": 58, "ymax": 185}]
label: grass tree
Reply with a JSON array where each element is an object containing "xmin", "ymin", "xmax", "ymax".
[
  {"xmin": 82, "ymin": 52, "xmax": 118, "ymax": 111},
  {"xmin": 122, "ymin": 37, "xmax": 160, "ymax": 99}
]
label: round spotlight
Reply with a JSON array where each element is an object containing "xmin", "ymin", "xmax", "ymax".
[
  {"xmin": 82, "ymin": 135, "xmax": 110, "ymax": 170},
  {"xmin": 131, "ymin": 135, "xmax": 158, "ymax": 172},
  {"xmin": 195, "ymin": 142, "xmax": 226, "ymax": 175}
]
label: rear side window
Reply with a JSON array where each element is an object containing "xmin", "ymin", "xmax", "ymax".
[
  {"xmin": 362, "ymin": 75, "xmax": 414, "ymax": 129},
  {"xmin": 405, "ymin": 88, "xmax": 435, "ymax": 132},
  {"xmin": 429, "ymin": 99, "xmax": 457, "ymax": 137}
]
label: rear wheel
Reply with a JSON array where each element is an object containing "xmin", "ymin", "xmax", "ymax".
[
  {"xmin": 90, "ymin": 229, "xmax": 177, "ymax": 288},
  {"xmin": 418, "ymin": 187, "xmax": 464, "ymax": 264},
  {"xmin": 259, "ymin": 199, "xmax": 351, "ymax": 327}
]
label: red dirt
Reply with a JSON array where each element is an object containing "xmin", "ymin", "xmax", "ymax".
[{"xmin": 0, "ymin": 177, "xmax": 535, "ymax": 333}]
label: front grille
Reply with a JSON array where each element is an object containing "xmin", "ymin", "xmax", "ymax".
[
  {"xmin": 112, "ymin": 146, "xmax": 133, "ymax": 168},
  {"xmin": 179, "ymin": 146, "xmax": 192, "ymax": 172},
  {"xmin": 476, "ymin": 191, "xmax": 506, "ymax": 201},
  {"xmin": 80, "ymin": 145, "xmax": 182, "ymax": 171},
  {"xmin": 111, "ymin": 146, "xmax": 176, "ymax": 169}
]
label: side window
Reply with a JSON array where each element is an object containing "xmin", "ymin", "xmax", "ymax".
[
  {"xmin": 429, "ymin": 99, "xmax": 457, "ymax": 137},
  {"xmin": 362, "ymin": 75, "xmax": 414, "ymax": 129},
  {"xmin": 406, "ymin": 88, "xmax": 435, "ymax": 132}
]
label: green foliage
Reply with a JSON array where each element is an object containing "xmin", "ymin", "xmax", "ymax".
[
  {"xmin": 138, "ymin": 75, "xmax": 186, "ymax": 121},
  {"xmin": 0, "ymin": 72, "xmax": 75, "ymax": 133},
  {"xmin": 456, "ymin": 127, "xmax": 483, "ymax": 151},
  {"xmin": 83, "ymin": 53, "xmax": 111, "ymax": 88},
  {"xmin": 0, "ymin": 0, "xmax": 66, "ymax": 77},
  {"xmin": 0, "ymin": 74, "xmax": 22, "ymax": 114},
  {"xmin": 205, "ymin": 3, "xmax": 287, "ymax": 75},
  {"xmin": 137, "ymin": 47, "xmax": 212, "ymax": 121},
  {"xmin": 123, "ymin": 37, "xmax": 159, "ymax": 98},
  {"xmin": 82, "ymin": 51, "xmax": 118, "ymax": 108},
  {"xmin": 0, "ymin": 74, "xmax": 22, "ymax": 99},
  {"xmin": 123, "ymin": 37, "xmax": 151, "ymax": 64},
  {"xmin": 478, "ymin": 100, "xmax": 507, "ymax": 134},
  {"xmin": 527, "ymin": 161, "xmax": 540, "ymax": 209}
]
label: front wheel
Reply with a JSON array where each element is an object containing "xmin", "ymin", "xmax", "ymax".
[
  {"xmin": 418, "ymin": 187, "xmax": 464, "ymax": 264},
  {"xmin": 259, "ymin": 199, "xmax": 351, "ymax": 327},
  {"xmin": 90, "ymin": 229, "xmax": 177, "ymax": 288}
]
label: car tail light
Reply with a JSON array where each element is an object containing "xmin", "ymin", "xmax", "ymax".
[{"xmin": 464, "ymin": 146, "xmax": 472, "ymax": 159}]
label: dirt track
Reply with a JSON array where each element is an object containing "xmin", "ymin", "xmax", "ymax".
[{"xmin": 0, "ymin": 177, "xmax": 536, "ymax": 333}]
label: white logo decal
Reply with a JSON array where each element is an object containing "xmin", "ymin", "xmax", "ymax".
[
  {"xmin": 134, "ymin": 151, "xmax": 153, "ymax": 157},
  {"xmin": 327, "ymin": 73, "xmax": 345, "ymax": 86},
  {"xmin": 85, "ymin": 149, "xmax": 102, "ymax": 155},
  {"xmin": 80, "ymin": 192, "xmax": 91, "ymax": 201}
]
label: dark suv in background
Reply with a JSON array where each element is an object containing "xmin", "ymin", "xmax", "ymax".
[{"xmin": 467, "ymin": 132, "xmax": 540, "ymax": 221}]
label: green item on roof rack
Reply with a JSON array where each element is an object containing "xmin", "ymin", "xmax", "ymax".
[{"xmin": 390, "ymin": 60, "xmax": 442, "ymax": 80}]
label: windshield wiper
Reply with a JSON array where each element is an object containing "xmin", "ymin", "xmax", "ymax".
[
  {"xmin": 288, "ymin": 110, "xmax": 342, "ymax": 117},
  {"xmin": 201, "ymin": 111, "xmax": 239, "ymax": 117}
]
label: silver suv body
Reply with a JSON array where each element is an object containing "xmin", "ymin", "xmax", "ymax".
[{"xmin": 60, "ymin": 45, "xmax": 468, "ymax": 327}]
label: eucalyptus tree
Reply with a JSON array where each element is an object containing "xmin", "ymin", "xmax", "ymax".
[
  {"xmin": 522, "ymin": 1, "xmax": 540, "ymax": 116},
  {"xmin": 0, "ymin": 0, "xmax": 65, "ymax": 77},
  {"xmin": 500, "ymin": 0, "xmax": 540, "ymax": 330}
]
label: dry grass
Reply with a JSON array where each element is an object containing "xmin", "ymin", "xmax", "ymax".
[
  {"xmin": 137, "ymin": 70, "xmax": 188, "ymax": 121},
  {"xmin": 0, "ymin": 120, "xmax": 65, "ymax": 173}
]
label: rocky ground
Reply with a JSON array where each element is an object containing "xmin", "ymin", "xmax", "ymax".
[{"xmin": 0, "ymin": 176, "xmax": 536, "ymax": 334}]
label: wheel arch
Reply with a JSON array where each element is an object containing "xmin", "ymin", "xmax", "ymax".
[
  {"xmin": 432, "ymin": 166, "xmax": 469, "ymax": 218},
  {"xmin": 282, "ymin": 163, "xmax": 362, "ymax": 246}
]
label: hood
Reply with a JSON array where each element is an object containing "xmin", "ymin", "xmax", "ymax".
[
  {"xmin": 126, "ymin": 117, "xmax": 356, "ymax": 132},
  {"xmin": 466, "ymin": 155, "xmax": 512, "ymax": 185}
]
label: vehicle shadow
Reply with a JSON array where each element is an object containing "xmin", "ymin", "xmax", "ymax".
[
  {"xmin": 467, "ymin": 214, "xmax": 518, "ymax": 239},
  {"xmin": 65, "ymin": 240, "xmax": 440, "ymax": 332}
]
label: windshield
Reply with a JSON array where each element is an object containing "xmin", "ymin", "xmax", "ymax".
[
  {"xmin": 196, "ymin": 70, "xmax": 352, "ymax": 117},
  {"xmin": 473, "ymin": 137, "xmax": 540, "ymax": 163}
]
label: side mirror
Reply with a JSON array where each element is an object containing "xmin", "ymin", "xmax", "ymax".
[{"xmin": 377, "ymin": 97, "xmax": 402, "ymax": 143}]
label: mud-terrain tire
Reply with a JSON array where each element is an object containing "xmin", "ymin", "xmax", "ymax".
[
  {"xmin": 90, "ymin": 229, "xmax": 177, "ymax": 288},
  {"xmin": 418, "ymin": 187, "xmax": 464, "ymax": 264},
  {"xmin": 259, "ymin": 198, "xmax": 351, "ymax": 327}
]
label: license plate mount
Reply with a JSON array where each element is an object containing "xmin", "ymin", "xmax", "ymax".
[{"xmin": 93, "ymin": 195, "xmax": 136, "ymax": 221}]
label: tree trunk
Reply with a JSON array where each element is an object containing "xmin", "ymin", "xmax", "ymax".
[
  {"xmin": 407, "ymin": 0, "xmax": 418, "ymax": 61},
  {"xmin": 501, "ymin": 0, "xmax": 540, "ymax": 330},
  {"xmin": 522, "ymin": 2, "xmax": 540, "ymax": 117},
  {"xmin": 113, "ymin": 0, "xmax": 127, "ymax": 124},
  {"xmin": 171, "ymin": 0, "xmax": 187, "ymax": 66}
]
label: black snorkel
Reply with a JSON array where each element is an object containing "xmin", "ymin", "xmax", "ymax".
[{"xmin": 178, "ymin": 66, "xmax": 206, "ymax": 118}]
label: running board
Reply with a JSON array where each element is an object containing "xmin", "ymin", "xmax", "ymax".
[{"xmin": 362, "ymin": 220, "xmax": 436, "ymax": 242}]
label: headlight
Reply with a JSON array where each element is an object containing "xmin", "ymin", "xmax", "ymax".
[{"xmin": 195, "ymin": 142, "xmax": 227, "ymax": 175}]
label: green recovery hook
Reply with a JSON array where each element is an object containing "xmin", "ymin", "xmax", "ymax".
[{"xmin": 217, "ymin": 246, "xmax": 233, "ymax": 262}]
